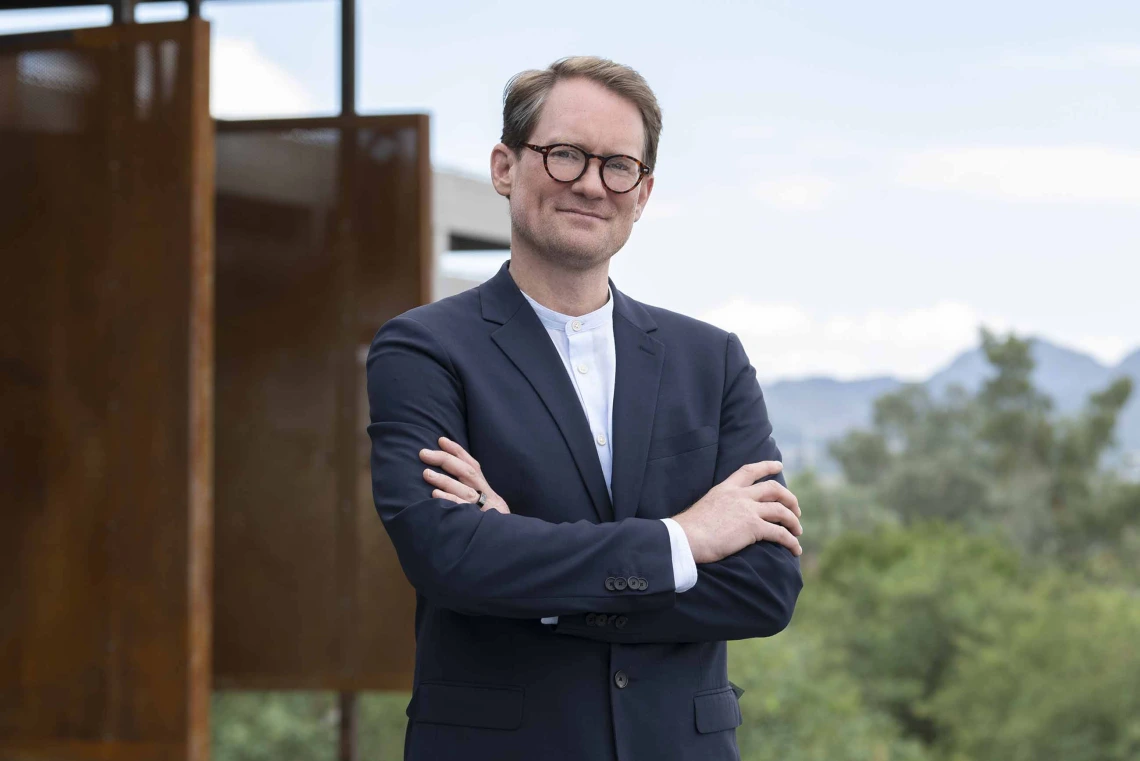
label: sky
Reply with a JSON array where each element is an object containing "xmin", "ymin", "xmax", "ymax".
[{"xmin": 3, "ymin": 0, "xmax": 1138, "ymax": 383}]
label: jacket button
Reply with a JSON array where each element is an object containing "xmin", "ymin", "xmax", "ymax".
[
  {"xmin": 638, "ymin": 578, "xmax": 648, "ymax": 591},
  {"xmin": 605, "ymin": 577, "xmax": 616, "ymax": 591},
  {"xmin": 596, "ymin": 614, "xmax": 608, "ymax": 627},
  {"xmin": 614, "ymin": 577, "xmax": 627, "ymax": 591},
  {"xmin": 616, "ymin": 616, "xmax": 628, "ymax": 629},
  {"xmin": 627, "ymin": 576, "xmax": 639, "ymax": 590},
  {"xmin": 614, "ymin": 670, "xmax": 629, "ymax": 689},
  {"xmin": 585, "ymin": 613, "xmax": 597, "ymax": 626}
]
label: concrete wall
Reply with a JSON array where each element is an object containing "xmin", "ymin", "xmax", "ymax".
[{"xmin": 432, "ymin": 169, "xmax": 511, "ymax": 300}]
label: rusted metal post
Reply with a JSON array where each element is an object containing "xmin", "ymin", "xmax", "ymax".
[
  {"xmin": 111, "ymin": 0, "xmax": 135, "ymax": 24},
  {"xmin": 340, "ymin": 0, "xmax": 355, "ymax": 116},
  {"xmin": 338, "ymin": 691, "xmax": 358, "ymax": 761}
]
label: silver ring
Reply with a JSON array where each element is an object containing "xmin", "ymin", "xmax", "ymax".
[{"xmin": 475, "ymin": 491, "xmax": 488, "ymax": 508}]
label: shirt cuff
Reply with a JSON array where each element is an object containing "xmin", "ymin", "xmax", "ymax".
[{"xmin": 662, "ymin": 517, "xmax": 698, "ymax": 593}]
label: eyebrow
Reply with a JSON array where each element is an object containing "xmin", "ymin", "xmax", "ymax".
[{"xmin": 543, "ymin": 138, "xmax": 642, "ymax": 159}]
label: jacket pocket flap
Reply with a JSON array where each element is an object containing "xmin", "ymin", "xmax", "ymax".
[
  {"xmin": 412, "ymin": 681, "xmax": 524, "ymax": 730},
  {"xmin": 694, "ymin": 687, "xmax": 743, "ymax": 734},
  {"xmin": 648, "ymin": 425, "xmax": 718, "ymax": 460}
]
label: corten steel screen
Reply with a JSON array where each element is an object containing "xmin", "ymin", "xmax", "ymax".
[
  {"xmin": 212, "ymin": 116, "xmax": 430, "ymax": 691},
  {"xmin": 0, "ymin": 20, "xmax": 214, "ymax": 761}
]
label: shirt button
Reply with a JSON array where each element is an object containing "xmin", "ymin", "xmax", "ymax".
[
  {"xmin": 571, "ymin": 320, "xmax": 583, "ymax": 331},
  {"xmin": 614, "ymin": 670, "xmax": 629, "ymax": 689},
  {"xmin": 577, "ymin": 363, "xmax": 589, "ymax": 374},
  {"xmin": 596, "ymin": 433, "xmax": 607, "ymax": 447}
]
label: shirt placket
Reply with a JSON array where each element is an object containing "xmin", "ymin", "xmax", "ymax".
[{"xmin": 566, "ymin": 324, "xmax": 612, "ymax": 492}]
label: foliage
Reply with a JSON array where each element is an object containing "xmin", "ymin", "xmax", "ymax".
[
  {"xmin": 827, "ymin": 329, "xmax": 1138, "ymax": 567},
  {"xmin": 730, "ymin": 624, "xmax": 930, "ymax": 761},
  {"xmin": 928, "ymin": 576, "xmax": 1140, "ymax": 761},
  {"xmin": 212, "ymin": 692, "xmax": 337, "ymax": 761},
  {"xmin": 212, "ymin": 691, "xmax": 409, "ymax": 761},
  {"xmin": 805, "ymin": 522, "xmax": 1020, "ymax": 746}
]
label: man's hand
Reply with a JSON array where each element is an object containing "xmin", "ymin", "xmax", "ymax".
[
  {"xmin": 672, "ymin": 461, "xmax": 803, "ymax": 563},
  {"xmin": 419, "ymin": 437, "xmax": 511, "ymax": 514}
]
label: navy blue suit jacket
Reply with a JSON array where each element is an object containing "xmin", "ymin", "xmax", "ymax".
[{"xmin": 366, "ymin": 261, "xmax": 802, "ymax": 761}]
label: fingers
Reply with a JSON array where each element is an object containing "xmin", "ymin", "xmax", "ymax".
[
  {"xmin": 421, "ymin": 441, "xmax": 508, "ymax": 513},
  {"xmin": 747, "ymin": 480, "xmax": 801, "ymax": 517},
  {"xmin": 756, "ymin": 518, "xmax": 802, "ymax": 556},
  {"xmin": 420, "ymin": 446, "xmax": 486, "ymax": 492},
  {"xmin": 432, "ymin": 489, "xmax": 465, "ymax": 504},
  {"xmin": 753, "ymin": 500, "xmax": 803, "ymax": 537},
  {"xmin": 724, "ymin": 460, "xmax": 783, "ymax": 488},
  {"xmin": 438, "ymin": 436, "xmax": 480, "ymax": 471},
  {"xmin": 423, "ymin": 468, "xmax": 480, "ymax": 503}
]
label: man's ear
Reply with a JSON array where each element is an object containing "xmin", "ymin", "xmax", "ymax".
[
  {"xmin": 632, "ymin": 174, "xmax": 654, "ymax": 223},
  {"xmin": 490, "ymin": 143, "xmax": 515, "ymax": 199}
]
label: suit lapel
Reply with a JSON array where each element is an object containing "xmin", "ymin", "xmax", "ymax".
[
  {"xmin": 482, "ymin": 263, "xmax": 615, "ymax": 523},
  {"xmin": 610, "ymin": 296, "xmax": 664, "ymax": 522}
]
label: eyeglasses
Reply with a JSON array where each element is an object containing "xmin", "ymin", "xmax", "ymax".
[{"xmin": 525, "ymin": 143, "xmax": 652, "ymax": 194}]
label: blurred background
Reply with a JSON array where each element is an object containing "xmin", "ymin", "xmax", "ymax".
[{"xmin": 2, "ymin": 1, "xmax": 1137, "ymax": 760}]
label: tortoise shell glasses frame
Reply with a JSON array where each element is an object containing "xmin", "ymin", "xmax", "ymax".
[{"xmin": 524, "ymin": 143, "xmax": 653, "ymax": 194}]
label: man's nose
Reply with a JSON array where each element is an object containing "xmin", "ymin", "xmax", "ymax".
[{"xmin": 570, "ymin": 157, "xmax": 608, "ymax": 199}]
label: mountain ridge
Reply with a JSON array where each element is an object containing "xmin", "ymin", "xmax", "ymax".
[{"xmin": 764, "ymin": 338, "xmax": 1140, "ymax": 473}]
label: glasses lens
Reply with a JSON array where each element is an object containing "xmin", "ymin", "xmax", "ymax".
[
  {"xmin": 602, "ymin": 156, "xmax": 642, "ymax": 193},
  {"xmin": 545, "ymin": 145, "xmax": 587, "ymax": 182}
]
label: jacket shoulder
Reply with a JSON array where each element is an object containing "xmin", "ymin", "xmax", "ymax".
[{"xmin": 370, "ymin": 287, "xmax": 483, "ymax": 343}]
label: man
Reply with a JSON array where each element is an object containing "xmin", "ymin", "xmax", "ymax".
[{"xmin": 366, "ymin": 56, "xmax": 804, "ymax": 761}]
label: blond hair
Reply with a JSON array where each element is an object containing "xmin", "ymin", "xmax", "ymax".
[{"xmin": 501, "ymin": 56, "xmax": 662, "ymax": 171}]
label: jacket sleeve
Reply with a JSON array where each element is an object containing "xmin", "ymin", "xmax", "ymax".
[
  {"xmin": 366, "ymin": 315, "xmax": 677, "ymax": 619},
  {"xmin": 552, "ymin": 332, "xmax": 803, "ymax": 643}
]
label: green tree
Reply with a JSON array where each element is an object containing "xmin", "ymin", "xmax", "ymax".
[
  {"xmin": 826, "ymin": 328, "xmax": 1136, "ymax": 566},
  {"xmin": 804, "ymin": 522, "xmax": 1020, "ymax": 747},
  {"xmin": 929, "ymin": 575, "xmax": 1140, "ymax": 761},
  {"xmin": 730, "ymin": 626, "xmax": 930, "ymax": 761}
]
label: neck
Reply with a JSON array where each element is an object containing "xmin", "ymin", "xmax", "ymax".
[{"xmin": 507, "ymin": 248, "xmax": 611, "ymax": 317}]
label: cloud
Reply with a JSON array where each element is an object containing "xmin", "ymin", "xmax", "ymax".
[
  {"xmin": 751, "ymin": 175, "xmax": 837, "ymax": 211},
  {"xmin": 701, "ymin": 302, "xmax": 814, "ymax": 338},
  {"xmin": 211, "ymin": 37, "xmax": 319, "ymax": 119},
  {"xmin": 998, "ymin": 45, "xmax": 1140, "ymax": 70},
  {"xmin": 700, "ymin": 300, "xmax": 1013, "ymax": 382},
  {"xmin": 896, "ymin": 146, "xmax": 1140, "ymax": 205}
]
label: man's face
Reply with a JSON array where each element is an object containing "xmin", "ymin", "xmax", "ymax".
[{"xmin": 492, "ymin": 77, "xmax": 654, "ymax": 271}]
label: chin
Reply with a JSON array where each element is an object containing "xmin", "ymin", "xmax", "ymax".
[
  {"xmin": 541, "ymin": 245, "xmax": 608, "ymax": 271},
  {"xmin": 548, "ymin": 232, "xmax": 619, "ymax": 268}
]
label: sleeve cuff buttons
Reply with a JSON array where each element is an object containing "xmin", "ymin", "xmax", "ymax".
[{"xmin": 605, "ymin": 576, "xmax": 648, "ymax": 592}]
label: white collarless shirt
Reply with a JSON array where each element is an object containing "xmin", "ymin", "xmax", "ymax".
[{"xmin": 520, "ymin": 288, "xmax": 698, "ymax": 625}]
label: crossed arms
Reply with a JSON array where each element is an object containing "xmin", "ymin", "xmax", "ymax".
[{"xmin": 365, "ymin": 316, "xmax": 803, "ymax": 643}]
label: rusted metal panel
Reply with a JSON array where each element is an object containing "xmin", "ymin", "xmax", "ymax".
[
  {"xmin": 212, "ymin": 114, "xmax": 429, "ymax": 691},
  {"xmin": 0, "ymin": 19, "xmax": 214, "ymax": 761}
]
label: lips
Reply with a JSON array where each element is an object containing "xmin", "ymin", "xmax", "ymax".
[{"xmin": 558, "ymin": 208, "xmax": 607, "ymax": 220}]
